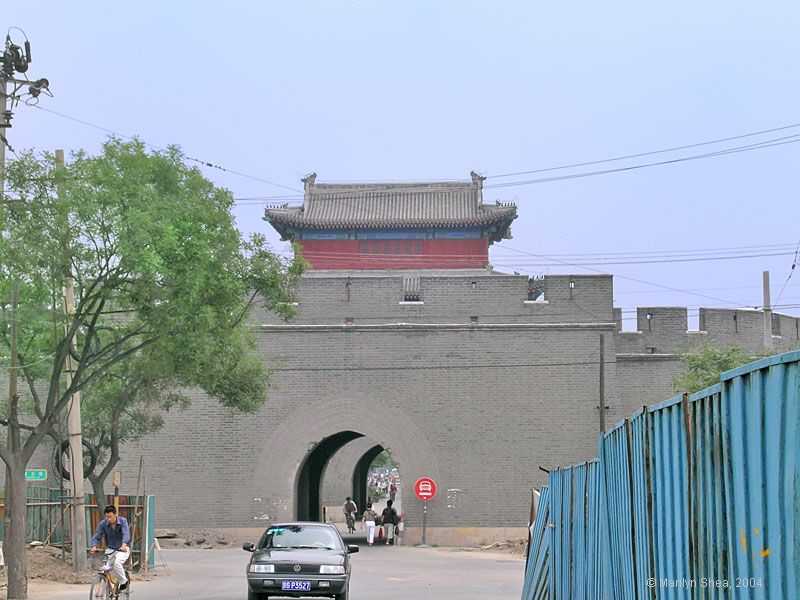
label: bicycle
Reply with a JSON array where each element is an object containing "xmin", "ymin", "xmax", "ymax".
[
  {"xmin": 346, "ymin": 511, "xmax": 356, "ymax": 534},
  {"xmin": 89, "ymin": 548, "xmax": 131, "ymax": 600}
]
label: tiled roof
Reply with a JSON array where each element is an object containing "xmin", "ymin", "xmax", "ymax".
[{"xmin": 264, "ymin": 172, "xmax": 517, "ymax": 231}]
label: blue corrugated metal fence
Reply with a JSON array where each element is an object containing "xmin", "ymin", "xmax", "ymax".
[{"xmin": 521, "ymin": 349, "xmax": 800, "ymax": 599}]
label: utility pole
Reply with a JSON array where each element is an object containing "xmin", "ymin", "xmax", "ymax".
[
  {"xmin": 599, "ymin": 334, "xmax": 606, "ymax": 432},
  {"xmin": 57, "ymin": 148, "xmax": 88, "ymax": 571},
  {"xmin": 2, "ymin": 30, "xmax": 53, "ymax": 598},
  {"xmin": 763, "ymin": 271, "xmax": 773, "ymax": 350},
  {"xmin": 1, "ymin": 37, "xmax": 15, "ymax": 600},
  {"xmin": 1, "ymin": 59, "xmax": 7, "ymax": 192},
  {"xmin": 2, "ymin": 44, "xmax": 16, "ymax": 430}
]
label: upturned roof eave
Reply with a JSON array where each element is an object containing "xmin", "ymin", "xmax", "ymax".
[{"xmin": 263, "ymin": 210, "xmax": 517, "ymax": 230}]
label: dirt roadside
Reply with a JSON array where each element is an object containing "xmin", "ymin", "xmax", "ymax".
[
  {"xmin": 438, "ymin": 538, "xmax": 528, "ymax": 558},
  {"xmin": 0, "ymin": 543, "xmax": 152, "ymax": 592},
  {"xmin": 0, "ymin": 528, "xmax": 240, "ymax": 590},
  {"xmin": 154, "ymin": 527, "xmax": 239, "ymax": 549},
  {"xmin": 0, "ymin": 545, "xmax": 94, "ymax": 586}
]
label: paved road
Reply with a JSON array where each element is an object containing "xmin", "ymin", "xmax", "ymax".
[{"xmin": 32, "ymin": 541, "xmax": 524, "ymax": 600}]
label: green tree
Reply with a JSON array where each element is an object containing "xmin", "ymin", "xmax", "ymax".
[
  {"xmin": 370, "ymin": 450, "xmax": 394, "ymax": 470},
  {"xmin": 671, "ymin": 342, "xmax": 776, "ymax": 395},
  {"xmin": 0, "ymin": 140, "xmax": 304, "ymax": 598}
]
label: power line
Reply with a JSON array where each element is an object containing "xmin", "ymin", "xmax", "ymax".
[
  {"xmin": 483, "ymin": 135, "xmax": 800, "ymax": 190},
  {"xmin": 615, "ymin": 282, "xmax": 800, "ymax": 294},
  {"xmin": 774, "ymin": 236, "xmax": 800, "ymax": 307},
  {"xmin": 297, "ymin": 242, "xmax": 799, "ymax": 260},
  {"xmin": 23, "ymin": 103, "xmax": 800, "ymax": 314},
  {"xmin": 500, "ymin": 242, "xmax": 799, "ymax": 259},
  {"xmin": 231, "ymin": 132, "xmax": 800, "ymax": 203},
  {"xmin": 501, "ymin": 245, "xmax": 749, "ymax": 308},
  {"xmin": 490, "ymin": 251, "xmax": 796, "ymax": 267},
  {"xmin": 488, "ymin": 121, "xmax": 800, "ymax": 179},
  {"xmin": 295, "ymin": 249, "xmax": 796, "ymax": 266},
  {"xmin": 31, "ymin": 105, "xmax": 301, "ymax": 193},
  {"xmin": 29, "ymin": 104, "xmax": 800, "ymax": 208}
]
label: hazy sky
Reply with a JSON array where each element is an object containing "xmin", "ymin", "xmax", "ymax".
[{"xmin": 5, "ymin": 1, "xmax": 800, "ymax": 327}]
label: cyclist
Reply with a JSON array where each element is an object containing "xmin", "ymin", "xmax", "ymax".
[
  {"xmin": 90, "ymin": 505, "xmax": 131, "ymax": 591},
  {"xmin": 342, "ymin": 497, "xmax": 358, "ymax": 533}
]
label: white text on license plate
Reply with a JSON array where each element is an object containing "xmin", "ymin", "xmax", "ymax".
[{"xmin": 282, "ymin": 581, "xmax": 312, "ymax": 591}]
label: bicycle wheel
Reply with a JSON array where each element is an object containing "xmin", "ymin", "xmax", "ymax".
[
  {"xmin": 89, "ymin": 576, "xmax": 111, "ymax": 600},
  {"xmin": 120, "ymin": 572, "xmax": 131, "ymax": 599}
]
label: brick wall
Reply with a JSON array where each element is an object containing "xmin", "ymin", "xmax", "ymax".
[
  {"xmin": 105, "ymin": 320, "xmax": 614, "ymax": 533},
  {"xmin": 615, "ymin": 307, "xmax": 800, "ymax": 355},
  {"xmin": 255, "ymin": 271, "xmax": 614, "ymax": 326},
  {"xmin": 4, "ymin": 271, "xmax": 797, "ymax": 545}
]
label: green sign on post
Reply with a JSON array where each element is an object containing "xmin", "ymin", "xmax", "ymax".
[{"xmin": 24, "ymin": 469, "xmax": 47, "ymax": 482}]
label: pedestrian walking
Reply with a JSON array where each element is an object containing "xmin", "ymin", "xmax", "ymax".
[
  {"xmin": 381, "ymin": 500, "xmax": 399, "ymax": 545},
  {"xmin": 361, "ymin": 503, "xmax": 378, "ymax": 546},
  {"xmin": 389, "ymin": 482, "xmax": 397, "ymax": 502}
]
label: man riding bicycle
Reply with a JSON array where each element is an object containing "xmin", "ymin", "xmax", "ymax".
[
  {"xmin": 90, "ymin": 505, "xmax": 131, "ymax": 591},
  {"xmin": 342, "ymin": 497, "xmax": 358, "ymax": 532}
]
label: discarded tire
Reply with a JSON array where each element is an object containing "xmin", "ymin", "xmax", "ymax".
[
  {"xmin": 67, "ymin": 325, "xmax": 118, "ymax": 362},
  {"xmin": 52, "ymin": 439, "xmax": 98, "ymax": 481}
]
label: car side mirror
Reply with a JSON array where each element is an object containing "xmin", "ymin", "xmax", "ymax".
[
  {"xmin": 243, "ymin": 543, "xmax": 255, "ymax": 552},
  {"xmin": 347, "ymin": 545, "xmax": 359, "ymax": 554}
]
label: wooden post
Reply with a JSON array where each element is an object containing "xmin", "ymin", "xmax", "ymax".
[
  {"xmin": 763, "ymin": 271, "xmax": 773, "ymax": 349},
  {"xmin": 58, "ymin": 148, "xmax": 88, "ymax": 571},
  {"xmin": 130, "ymin": 456, "xmax": 144, "ymax": 572},
  {"xmin": 599, "ymin": 334, "xmax": 606, "ymax": 432}
]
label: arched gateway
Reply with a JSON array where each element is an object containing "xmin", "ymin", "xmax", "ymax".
[{"xmin": 253, "ymin": 398, "xmax": 440, "ymax": 525}]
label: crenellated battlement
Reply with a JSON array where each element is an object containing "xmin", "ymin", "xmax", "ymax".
[
  {"xmin": 614, "ymin": 306, "xmax": 800, "ymax": 355},
  {"xmin": 252, "ymin": 268, "xmax": 799, "ymax": 354}
]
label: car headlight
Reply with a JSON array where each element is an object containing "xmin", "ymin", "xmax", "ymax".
[
  {"xmin": 249, "ymin": 564, "xmax": 275, "ymax": 573},
  {"xmin": 319, "ymin": 565, "xmax": 345, "ymax": 575}
]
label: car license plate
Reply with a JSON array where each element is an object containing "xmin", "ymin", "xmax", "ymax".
[{"xmin": 282, "ymin": 581, "xmax": 312, "ymax": 592}]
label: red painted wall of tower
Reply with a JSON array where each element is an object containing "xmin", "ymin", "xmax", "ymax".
[{"xmin": 298, "ymin": 238, "xmax": 490, "ymax": 270}]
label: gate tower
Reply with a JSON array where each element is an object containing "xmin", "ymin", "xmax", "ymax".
[{"xmin": 265, "ymin": 172, "xmax": 517, "ymax": 270}]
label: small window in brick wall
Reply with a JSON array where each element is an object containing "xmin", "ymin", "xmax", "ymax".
[
  {"xmin": 528, "ymin": 276, "xmax": 544, "ymax": 301},
  {"xmin": 403, "ymin": 276, "xmax": 421, "ymax": 302}
]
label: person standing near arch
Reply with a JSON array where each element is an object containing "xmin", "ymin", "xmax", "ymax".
[
  {"xmin": 381, "ymin": 500, "xmax": 399, "ymax": 545},
  {"xmin": 361, "ymin": 503, "xmax": 378, "ymax": 546}
]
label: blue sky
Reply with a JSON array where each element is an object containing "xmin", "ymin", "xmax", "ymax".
[{"xmin": 5, "ymin": 1, "xmax": 800, "ymax": 326}]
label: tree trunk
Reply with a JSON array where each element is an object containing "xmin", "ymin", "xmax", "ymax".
[
  {"xmin": 88, "ymin": 474, "xmax": 107, "ymax": 510},
  {"xmin": 3, "ymin": 460, "xmax": 28, "ymax": 599}
]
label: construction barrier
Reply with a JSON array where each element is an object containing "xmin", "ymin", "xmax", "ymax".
[
  {"xmin": 0, "ymin": 487, "xmax": 156, "ymax": 571},
  {"xmin": 522, "ymin": 349, "xmax": 799, "ymax": 599}
]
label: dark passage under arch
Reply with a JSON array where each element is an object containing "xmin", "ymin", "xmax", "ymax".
[
  {"xmin": 352, "ymin": 444, "xmax": 385, "ymax": 514},
  {"xmin": 296, "ymin": 431, "xmax": 364, "ymax": 522}
]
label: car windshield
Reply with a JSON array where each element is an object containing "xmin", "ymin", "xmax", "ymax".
[{"xmin": 259, "ymin": 525, "xmax": 341, "ymax": 550}]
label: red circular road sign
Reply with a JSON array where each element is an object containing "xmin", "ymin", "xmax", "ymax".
[{"xmin": 414, "ymin": 477, "xmax": 437, "ymax": 501}]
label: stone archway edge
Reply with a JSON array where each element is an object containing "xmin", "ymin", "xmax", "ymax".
[{"xmin": 253, "ymin": 398, "xmax": 441, "ymax": 523}]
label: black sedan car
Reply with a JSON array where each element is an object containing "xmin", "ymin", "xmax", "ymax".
[{"xmin": 244, "ymin": 522, "xmax": 358, "ymax": 600}]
